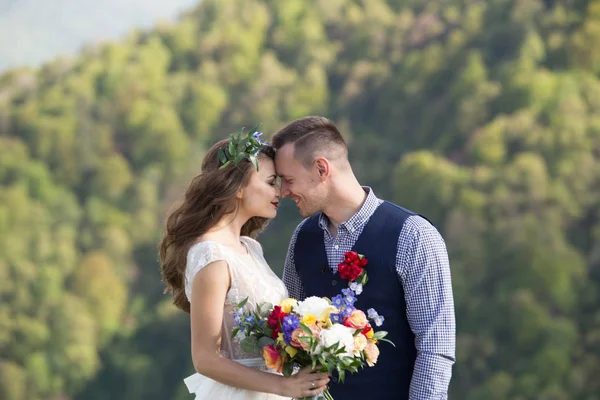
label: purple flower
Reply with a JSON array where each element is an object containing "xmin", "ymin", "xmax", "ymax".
[
  {"xmin": 233, "ymin": 311, "xmax": 242, "ymax": 328},
  {"xmin": 349, "ymin": 282, "xmax": 363, "ymax": 295},
  {"xmin": 252, "ymin": 131, "xmax": 264, "ymax": 144},
  {"xmin": 340, "ymin": 305, "xmax": 355, "ymax": 318},
  {"xmin": 330, "ymin": 313, "xmax": 343, "ymax": 324},
  {"xmin": 341, "ymin": 288, "xmax": 357, "ymax": 304},
  {"xmin": 332, "ymin": 295, "xmax": 345, "ymax": 308},
  {"xmin": 366, "ymin": 308, "xmax": 385, "ymax": 326},
  {"xmin": 283, "ymin": 332, "xmax": 294, "ymax": 344},
  {"xmin": 282, "ymin": 314, "xmax": 300, "ymax": 334}
]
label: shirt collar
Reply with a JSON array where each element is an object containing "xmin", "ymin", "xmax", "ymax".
[{"xmin": 318, "ymin": 186, "xmax": 380, "ymax": 233}]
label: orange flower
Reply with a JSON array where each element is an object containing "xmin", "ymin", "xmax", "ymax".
[
  {"xmin": 263, "ymin": 344, "xmax": 283, "ymax": 373},
  {"xmin": 291, "ymin": 324, "xmax": 321, "ymax": 350},
  {"xmin": 364, "ymin": 341, "xmax": 380, "ymax": 367},
  {"xmin": 343, "ymin": 309, "xmax": 368, "ymax": 330}
]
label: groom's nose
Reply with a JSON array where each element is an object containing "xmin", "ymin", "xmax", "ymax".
[{"xmin": 280, "ymin": 182, "xmax": 291, "ymax": 198}]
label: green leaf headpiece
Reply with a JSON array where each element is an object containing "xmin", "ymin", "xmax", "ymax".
[{"xmin": 218, "ymin": 124, "xmax": 264, "ymax": 171}]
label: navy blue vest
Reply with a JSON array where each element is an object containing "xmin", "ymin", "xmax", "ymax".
[{"xmin": 294, "ymin": 202, "xmax": 421, "ymax": 399}]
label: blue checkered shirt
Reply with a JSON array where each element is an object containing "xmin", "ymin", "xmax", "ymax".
[{"xmin": 283, "ymin": 187, "xmax": 455, "ymax": 399}]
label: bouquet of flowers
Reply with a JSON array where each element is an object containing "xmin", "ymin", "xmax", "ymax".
[{"xmin": 232, "ymin": 288, "xmax": 393, "ymax": 400}]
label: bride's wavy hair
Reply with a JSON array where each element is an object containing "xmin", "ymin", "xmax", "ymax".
[{"xmin": 159, "ymin": 139, "xmax": 276, "ymax": 313}]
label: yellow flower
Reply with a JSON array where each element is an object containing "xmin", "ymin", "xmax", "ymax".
[
  {"xmin": 285, "ymin": 345, "xmax": 298, "ymax": 357},
  {"xmin": 279, "ymin": 298, "xmax": 298, "ymax": 314},
  {"xmin": 276, "ymin": 332, "xmax": 285, "ymax": 346},
  {"xmin": 365, "ymin": 328, "xmax": 374, "ymax": 339},
  {"xmin": 320, "ymin": 305, "xmax": 338, "ymax": 322},
  {"xmin": 301, "ymin": 313, "xmax": 317, "ymax": 325}
]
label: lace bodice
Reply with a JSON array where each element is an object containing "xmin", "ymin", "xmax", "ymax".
[{"xmin": 185, "ymin": 236, "xmax": 288, "ymax": 366}]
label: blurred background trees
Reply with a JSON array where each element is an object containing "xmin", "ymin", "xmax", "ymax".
[{"xmin": 1, "ymin": 0, "xmax": 599, "ymax": 399}]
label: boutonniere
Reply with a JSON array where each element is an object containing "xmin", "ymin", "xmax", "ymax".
[
  {"xmin": 337, "ymin": 251, "xmax": 368, "ymax": 294},
  {"xmin": 332, "ymin": 251, "xmax": 386, "ymax": 328}
]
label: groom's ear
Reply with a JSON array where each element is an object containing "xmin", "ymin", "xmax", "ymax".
[{"xmin": 315, "ymin": 157, "xmax": 330, "ymax": 181}]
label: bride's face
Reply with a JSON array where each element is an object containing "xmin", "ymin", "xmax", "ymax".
[{"xmin": 238, "ymin": 158, "xmax": 281, "ymax": 219}]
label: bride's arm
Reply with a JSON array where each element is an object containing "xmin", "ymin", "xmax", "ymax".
[{"xmin": 189, "ymin": 260, "xmax": 329, "ymax": 397}]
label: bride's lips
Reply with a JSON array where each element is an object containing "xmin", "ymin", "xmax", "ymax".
[{"xmin": 271, "ymin": 202, "xmax": 279, "ymax": 209}]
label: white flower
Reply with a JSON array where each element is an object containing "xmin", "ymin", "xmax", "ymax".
[
  {"xmin": 319, "ymin": 324, "xmax": 356, "ymax": 358},
  {"xmin": 349, "ymin": 282, "xmax": 363, "ymax": 295},
  {"xmin": 233, "ymin": 329, "xmax": 246, "ymax": 342},
  {"xmin": 295, "ymin": 296, "xmax": 331, "ymax": 317}
]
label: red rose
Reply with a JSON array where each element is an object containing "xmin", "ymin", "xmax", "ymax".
[
  {"xmin": 349, "ymin": 265, "xmax": 363, "ymax": 281},
  {"xmin": 345, "ymin": 251, "xmax": 359, "ymax": 263},
  {"xmin": 339, "ymin": 263, "xmax": 356, "ymax": 280},
  {"xmin": 338, "ymin": 259, "xmax": 364, "ymax": 281},
  {"xmin": 268, "ymin": 305, "xmax": 287, "ymax": 339},
  {"xmin": 271, "ymin": 326, "xmax": 281, "ymax": 339},
  {"xmin": 339, "ymin": 251, "xmax": 368, "ymax": 282},
  {"xmin": 267, "ymin": 306, "xmax": 286, "ymax": 329}
]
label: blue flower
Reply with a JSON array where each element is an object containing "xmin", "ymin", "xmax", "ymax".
[
  {"xmin": 252, "ymin": 131, "xmax": 264, "ymax": 144},
  {"xmin": 330, "ymin": 313, "xmax": 343, "ymax": 324},
  {"xmin": 341, "ymin": 288, "xmax": 357, "ymax": 304},
  {"xmin": 332, "ymin": 295, "xmax": 345, "ymax": 308},
  {"xmin": 282, "ymin": 314, "xmax": 300, "ymax": 334},
  {"xmin": 244, "ymin": 315, "xmax": 256, "ymax": 325},
  {"xmin": 283, "ymin": 332, "xmax": 294, "ymax": 344},
  {"xmin": 349, "ymin": 282, "xmax": 363, "ymax": 295},
  {"xmin": 374, "ymin": 315, "xmax": 385, "ymax": 327},
  {"xmin": 233, "ymin": 312, "xmax": 242, "ymax": 328},
  {"xmin": 258, "ymin": 319, "xmax": 265, "ymax": 327},
  {"xmin": 367, "ymin": 308, "xmax": 379, "ymax": 319},
  {"xmin": 340, "ymin": 305, "xmax": 355, "ymax": 318}
]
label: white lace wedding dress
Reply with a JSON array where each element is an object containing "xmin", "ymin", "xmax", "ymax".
[{"xmin": 183, "ymin": 236, "xmax": 291, "ymax": 400}]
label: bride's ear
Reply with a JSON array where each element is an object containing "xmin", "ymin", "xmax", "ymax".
[{"xmin": 236, "ymin": 189, "xmax": 244, "ymax": 200}]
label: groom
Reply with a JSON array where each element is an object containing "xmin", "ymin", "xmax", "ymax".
[{"xmin": 271, "ymin": 116, "xmax": 456, "ymax": 400}]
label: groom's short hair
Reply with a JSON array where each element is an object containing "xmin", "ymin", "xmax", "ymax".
[{"xmin": 271, "ymin": 116, "xmax": 348, "ymax": 167}]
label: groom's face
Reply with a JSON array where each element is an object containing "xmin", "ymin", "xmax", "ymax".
[{"xmin": 275, "ymin": 144, "xmax": 326, "ymax": 217}]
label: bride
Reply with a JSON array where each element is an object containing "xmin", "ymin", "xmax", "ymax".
[{"xmin": 159, "ymin": 129, "xmax": 329, "ymax": 399}]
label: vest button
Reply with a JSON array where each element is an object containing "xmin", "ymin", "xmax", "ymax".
[{"xmin": 332, "ymin": 280, "xmax": 337, "ymax": 286}]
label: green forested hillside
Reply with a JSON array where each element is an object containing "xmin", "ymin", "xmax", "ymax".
[{"xmin": 1, "ymin": 0, "xmax": 599, "ymax": 399}]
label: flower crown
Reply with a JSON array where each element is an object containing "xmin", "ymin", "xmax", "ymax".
[{"xmin": 218, "ymin": 124, "xmax": 264, "ymax": 171}]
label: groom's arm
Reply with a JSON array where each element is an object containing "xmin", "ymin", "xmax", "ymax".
[
  {"xmin": 398, "ymin": 216, "xmax": 456, "ymax": 400},
  {"xmin": 282, "ymin": 224, "xmax": 307, "ymax": 300}
]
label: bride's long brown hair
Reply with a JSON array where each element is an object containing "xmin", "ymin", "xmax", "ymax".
[{"xmin": 159, "ymin": 139, "xmax": 276, "ymax": 313}]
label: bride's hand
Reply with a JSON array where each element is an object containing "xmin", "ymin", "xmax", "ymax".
[{"xmin": 278, "ymin": 366, "xmax": 330, "ymax": 398}]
